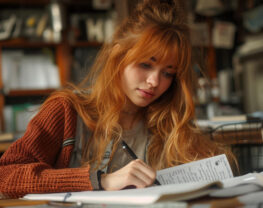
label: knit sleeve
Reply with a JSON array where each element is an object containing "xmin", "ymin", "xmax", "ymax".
[{"xmin": 0, "ymin": 97, "xmax": 93, "ymax": 198}]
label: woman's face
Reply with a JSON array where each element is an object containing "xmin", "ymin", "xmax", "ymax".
[{"xmin": 121, "ymin": 56, "xmax": 176, "ymax": 110}]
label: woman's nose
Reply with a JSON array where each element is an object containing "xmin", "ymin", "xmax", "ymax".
[{"xmin": 146, "ymin": 71, "xmax": 160, "ymax": 87}]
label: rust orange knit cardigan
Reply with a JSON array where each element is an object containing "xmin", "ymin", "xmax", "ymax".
[{"xmin": 0, "ymin": 97, "xmax": 93, "ymax": 198}]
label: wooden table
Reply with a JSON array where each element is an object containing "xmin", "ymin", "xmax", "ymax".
[
  {"xmin": 0, "ymin": 197, "xmax": 245, "ymax": 208},
  {"xmin": 0, "ymin": 199, "xmax": 48, "ymax": 207}
]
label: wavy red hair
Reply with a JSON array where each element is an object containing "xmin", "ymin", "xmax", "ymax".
[{"xmin": 44, "ymin": 0, "xmax": 237, "ymax": 172}]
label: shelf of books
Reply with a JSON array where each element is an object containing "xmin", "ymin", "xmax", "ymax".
[{"xmin": 0, "ymin": 0, "xmax": 116, "ymax": 153}]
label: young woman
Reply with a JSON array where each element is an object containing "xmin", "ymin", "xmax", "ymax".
[{"xmin": 0, "ymin": 0, "xmax": 236, "ymax": 198}]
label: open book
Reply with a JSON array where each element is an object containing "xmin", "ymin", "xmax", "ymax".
[{"xmin": 23, "ymin": 154, "xmax": 263, "ymax": 205}]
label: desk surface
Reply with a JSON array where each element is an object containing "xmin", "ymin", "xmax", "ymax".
[
  {"xmin": 0, "ymin": 197, "xmax": 244, "ymax": 208},
  {"xmin": 0, "ymin": 199, "xmax": 48, "ymax": 207}
]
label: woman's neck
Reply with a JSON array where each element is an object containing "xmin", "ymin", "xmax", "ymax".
[
  {"xmin": 120, "ymin": 98, "xmax": 144, "ymax": 130},
  {"xmin": 120, "ymin": 109, "xmax": 142, "ymax": 130}
]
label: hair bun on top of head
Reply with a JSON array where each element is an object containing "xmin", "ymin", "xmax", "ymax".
[
  {"xmin": 135, "ymin": 0, "xmax": 186, "ymax": 25},
  {"xmin": 113, "ymin": 0, "xmax": 188, "ymax": 43},
  {"xmin": 142, "ymin": 0, "xmax": 177, "ymax": 7},
  {"xmin": 160, "ymin": 0, "xmax": 174, "ymax": 5}
]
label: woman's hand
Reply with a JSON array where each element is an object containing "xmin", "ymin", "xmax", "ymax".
[{"xmin": 100, "ymin": 159, "xmax": 156, "ymax": 191}]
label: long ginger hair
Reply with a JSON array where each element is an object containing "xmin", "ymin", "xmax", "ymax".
[{"xmin": 44, "ymin": 0, "xmax": 237, "ymax": 171}]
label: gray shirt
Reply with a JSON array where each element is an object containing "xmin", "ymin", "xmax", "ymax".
[{"xmin": 70, "ymin": 117, "xmax": 149, "ymax": 190}]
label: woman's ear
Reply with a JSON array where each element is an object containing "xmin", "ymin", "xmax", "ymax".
[
  {"xmin": 109, "ymin": 44, "xmax": 121, "ymax": 59},
  {"xmin": 112, "ymin": 43, "xmax": 120, "ymax": 53}
]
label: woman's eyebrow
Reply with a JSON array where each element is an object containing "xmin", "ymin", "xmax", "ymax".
[{"xmin": 150, "ymin": 57, "xmax": 174, "ymax": 69}]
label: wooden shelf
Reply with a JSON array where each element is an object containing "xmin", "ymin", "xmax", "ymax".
[
  {"xmin": 0, "ymin": 39, "xmax": 58, "ymax": 48},
  {"xmin": 0, "ymin": 0, "xmax": 50, "ymax": 5},
  {"xmin": 0, "ymin": 141, "xmax": 12, "ymax": 152},
  {"xmin": 0, "ymin": 39, "xmax": 103, "ymax": 48},
  {"xmin": 6, "ymin": 89, "xmax": 56, "ymax": 97},
  {"xmin": 70, "ymin": 41, "xmax": 102, "ymax": 48}
]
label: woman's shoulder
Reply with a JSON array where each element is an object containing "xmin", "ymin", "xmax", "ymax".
[
  {"xmin": 41, "ymin": 90, "xmax": 79, "ymax": 112},
  {"xmin": 39, "ymin": 88, "xmax": 92, "ymax": 120}
]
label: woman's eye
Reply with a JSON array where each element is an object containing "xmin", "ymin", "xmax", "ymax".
[
  {"xmin": 139, "ymin": 63, "xmax": 152, "ymax": 69},
  {"xmin": 162, "ymin": 71, "xmax": 175, "ymax": 78}
]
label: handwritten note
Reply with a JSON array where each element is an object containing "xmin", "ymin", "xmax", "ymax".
[{"xmin": 157, "ymin": 154, "xmax": 233, "ymax": 185}]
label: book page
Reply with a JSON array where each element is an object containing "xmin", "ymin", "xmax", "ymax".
[
  {"xmin": 210, "ymin": 183, "xmax": 262, "ymax": 197},
  {"xmin": 157, "ymin": 154, "xmax": 233, "ymax": 185},
  {"xmin": 210, "ymin": 172, "xmax": 263, "ymax": 197},
  {"xmin": 238, "ymin": 190, "xmax": 263, "ymax": 205}
]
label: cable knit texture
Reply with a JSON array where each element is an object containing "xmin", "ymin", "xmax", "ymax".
[{"xmin": 0, "ymin": 97, "xmax": 93, "ymax": 198}]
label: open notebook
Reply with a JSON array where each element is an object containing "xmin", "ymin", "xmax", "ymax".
[{"xmin": 23, "ymin": 154, "xmax": 263, "ymax": 205}]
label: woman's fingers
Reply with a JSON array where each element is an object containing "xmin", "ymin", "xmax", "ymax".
[
  {"xmin": 128, "ymin": 160, "xmax": 156, "ymax": 184},
  {"xmin": 100, "ymin": 159, "xmax": 156, "ymax": 191},
  {"xmin": 123, "ymin": 163, "xmax": 153, "ymax": 187}
]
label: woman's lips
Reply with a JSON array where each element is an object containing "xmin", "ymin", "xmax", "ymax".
[{"xmin": 138, "ymin": 89, "xmax": 154, "ymax": 98}]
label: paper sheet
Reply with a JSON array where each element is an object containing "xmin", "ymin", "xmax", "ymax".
[
  {"xmin": 157, "ymin": 154, "xmax": 233, "ymax": 185},
  {"xmin": 238, "ymin": 190, "xmax": 263, "ymax": 205},
  {"xmin": 210, "ymin": 172, "xmax": 263, "ymax": 197}
]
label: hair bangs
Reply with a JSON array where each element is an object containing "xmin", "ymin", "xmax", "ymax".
[{"xmin": 123, "ymin": 25, "xmax": 191, "ymax": 76}]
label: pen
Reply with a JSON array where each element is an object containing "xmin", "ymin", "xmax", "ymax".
[
  {"xmin": 63, "ymin": 192, "xmax": 72, "ymax": 202},
  {"xmin": 121, "ymin": 140, "xmax": 161, "ymax": 186}
]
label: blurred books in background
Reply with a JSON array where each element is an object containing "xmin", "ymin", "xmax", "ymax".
[
  {"xmin": 2, "ymin": 49, "xmax": 60, "ymax": 93},
  {"xmin": 2, "ymin": 103, "xmax": 40, "ymax": 141},
  {"xmin": 198, "ymin": 113, "xmax": 263, "ymax": 144},
  {"xmin": 198, "ymin": 112, "xmax": 263, "ymax": 174}
]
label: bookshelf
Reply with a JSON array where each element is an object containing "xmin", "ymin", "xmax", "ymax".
[
  {"xmin": 0, "ymin": 38, "xmax": 71, "ymax": 134},
  {"xmin": 0, "ymin": 0, "xmax": 119, "ymax": 146}
]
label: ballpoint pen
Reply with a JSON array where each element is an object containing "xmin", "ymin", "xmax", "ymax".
[{"xmin": 121, "ymin": 140, "xmax": 161, "ymax": 185}]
